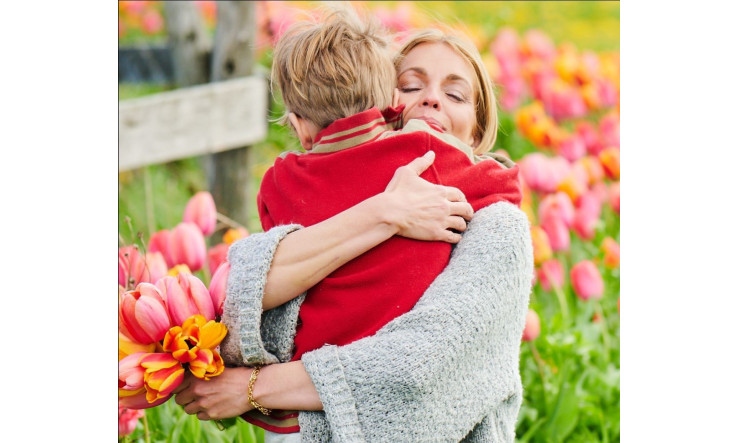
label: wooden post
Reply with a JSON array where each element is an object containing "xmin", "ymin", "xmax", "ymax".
[
  {"xmin": 163, "ymin": 1, "xmax": 212, "ymax": 87},
  {"xmin": 206, "ymin": 1, "xmax": 258, "ymax": 228}
]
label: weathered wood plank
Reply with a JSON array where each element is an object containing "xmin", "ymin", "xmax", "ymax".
[{"xmin": 118, "ymin": 75, "xmax": 268, "ymax": 171}]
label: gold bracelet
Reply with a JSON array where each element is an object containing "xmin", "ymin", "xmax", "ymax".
[{"xmin": 248, "ymin": 366, "xmax": 272, "ymax": 416}]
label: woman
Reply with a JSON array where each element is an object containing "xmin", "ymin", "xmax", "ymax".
[{"xmin": 174, "ymin": 28, "xmax": 533, "ymax": 442}]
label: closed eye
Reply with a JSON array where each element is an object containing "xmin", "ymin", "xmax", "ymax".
[{"xmin": 399, "ymin": 88, "xmax": 420, "ymax": 93}]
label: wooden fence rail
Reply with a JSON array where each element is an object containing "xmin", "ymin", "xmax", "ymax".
[{"xmin": 118, "ymin": 75, "xmax": 268, "ymax": 172}]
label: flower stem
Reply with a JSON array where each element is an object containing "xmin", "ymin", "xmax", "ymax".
[
  {"xmin": 144, "ymin": 166, "xmax": 156, "ymax": 236},
  {"xmin": 143, "ymin": 410, "xmax": 151, "ymax": 443},
  {"xmin": 529, "ymin": 341, "xmax": 548, "ymax": 406},
  {"xmin": 552, "ymin": 283, "xmax": 570, "ymax": 326},
  {"xmin": 216, "ymin": 212, "xmax": 247, "ymax": 230},
  {"xmin": 595, "ymin": 301, "xmax": 611, "ymax": 361}
]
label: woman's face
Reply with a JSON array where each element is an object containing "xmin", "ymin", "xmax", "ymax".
[{"xmin": 396, "ymin": 42, "xmax": 478, "ymax": 147}]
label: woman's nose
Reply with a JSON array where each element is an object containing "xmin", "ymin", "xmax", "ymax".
[{"xmin": 422, "ymin": 90, "xmax": 440, "ymax": 109}]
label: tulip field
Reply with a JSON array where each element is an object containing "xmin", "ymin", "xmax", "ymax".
[{"xmin": 119, "ymin": 2, "xmax": 619, "ymax": 442}]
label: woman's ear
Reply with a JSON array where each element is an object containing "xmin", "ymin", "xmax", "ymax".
[
  {"xmin": 288, "ymin": 113, "xmax": 315, "ymax": 151},
  {"xmin": 392, "ymin": 88, "xmax": 400, "ymax": 108}
]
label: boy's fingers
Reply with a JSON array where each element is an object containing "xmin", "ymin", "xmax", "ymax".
[
  {"xmin": 404, "ymin": 151, "xmax": 436, "ymax": 176},
  {"xmin": 449, "ymin": 201, "xmax": 474, "ymax": 221}
]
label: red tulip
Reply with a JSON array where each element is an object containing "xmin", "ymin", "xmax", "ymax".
[
  {"xmin": 118, "ymin": 352, "xmax": 146, "ymax": 393},
  {"xmin": 541, "ymin": 215, "xmax": 570, "ymax": 252},
  {"xmin": 183, "ymin": 191, "xmax": 217, "ymax": 236},
  {"xmin": 538, "ymin": 192, "xmax": 575, "ymax": 228},
  {"xmin": 141, "ymin": 10, "xmax": 164, "ymax": 35},
  {"xmin": 209, "ymin": 261, "xmax": 230, "ymax": 317},
  {"xmin": 168, "ymin": 222, "xmax": 207, "ymax": 272},
  {"xmin": 599, "ymin": 112, "xmax": 620, "ymax": 148},
  {"xmin": 157, "ymin": 273, "xmax": 215, "ymax": 325},
  {"xmin": 207, "ymin": 243, "xmax": 229, "ymax": 275},
  {"xmin": 557, "ymin": 163, "xmax": 588, "ymax": 204},
  {"xmin": 148, "ymin": 229, "xmax": 174, "ymax": 268},
  {"xmin": 570, "ymin": 260, "xmax": 604, "ymax": 301},
  {"xmin": 522, "ymin": 309, "xmax": 541, "ymax": 341},
  {"xmin": 537, "ymin": 258, "xmax": 564, "ymax": 292},
  {"xmin": 119, "ymin": 283, "xmax": 172, "ymax": 345},
  {"xmin": 576, "ymin": 156, "xmax": 605, "ymax": 186},
  {"xmin": 601, "ymin": 237, "xmax": 620, "ymax": 269}
]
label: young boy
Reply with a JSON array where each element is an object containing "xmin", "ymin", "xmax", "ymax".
[{"xmin": 243, "ymin": 6, "xmax": 521, "ymax": 436}]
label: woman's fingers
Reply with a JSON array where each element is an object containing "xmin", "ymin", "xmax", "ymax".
[
  {"xmin": 403, "ymin": 150, "xmax": 436, "ymax": 176},
  {"xmin": 447, "ymin": 216, "xmax": 468, "ymax": 233},
  {"xmin": 442, "ymin": 185, "xmax": 467, "ymax": 203},
  {"xmin": 448, "ymin": 201, "xmax": 473, "ymax": 221}
]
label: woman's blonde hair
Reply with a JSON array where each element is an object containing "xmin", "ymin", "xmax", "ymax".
[{"xmin": 394, "ymin": 28, "xmax": 499, "ymax": 155}]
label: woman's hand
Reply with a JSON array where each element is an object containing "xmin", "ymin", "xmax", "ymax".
[
  {"xmin": 383, "ymin": 151, "xmax": 474, "ymax": 243},
  {"xmin": 172, "ymin": 367, "xmax": 254, "ymax": 420}
]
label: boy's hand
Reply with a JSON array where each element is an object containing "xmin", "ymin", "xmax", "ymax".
[{"xmin": 383, "ymin": 151, "xmax": 473, "ymax": 243}]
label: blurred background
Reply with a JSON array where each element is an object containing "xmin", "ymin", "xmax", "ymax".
[{"xmin": 118, "ymin": 2, "xmax": 619, "ymax": 442}]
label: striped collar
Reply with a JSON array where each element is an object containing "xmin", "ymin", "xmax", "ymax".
[{"xmin": 310, "ymin": 106, "xmax": 404, "ymax": 154}]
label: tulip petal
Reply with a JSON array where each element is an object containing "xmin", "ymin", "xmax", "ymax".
[{"xmin": 197, "ymin": 321, "xmax": 227, "ymax": 350}]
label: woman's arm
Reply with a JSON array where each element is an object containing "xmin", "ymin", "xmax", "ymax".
[
  {"xmin": 261, "ymin": 150, "xmax": 473, "ymax": 310},
  {"xmin": 181, "ymin": 202, "xmax": 533, "ymax": 442}
]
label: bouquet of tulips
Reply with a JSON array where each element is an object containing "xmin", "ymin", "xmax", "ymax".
[{"xmin": 118, "ymin": 191, "xmax": 245, "ymax": 411}]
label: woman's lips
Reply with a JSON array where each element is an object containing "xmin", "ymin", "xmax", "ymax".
[{"xmin": 409, "ymin": 116, "xmax": 445, "ymax": 131}]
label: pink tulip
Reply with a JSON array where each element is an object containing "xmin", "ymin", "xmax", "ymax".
[
  {"xmin": 118, "ymin": 389, "xmax": 169, "ymax": 410},
  {"xmin": 157, "ymin": 273, "xmax": 215, "ymax": 325},
  {"xmin": 209, "ymin": 262, "xmax": 230, "ymax": 317},
  {"xmin": 207, "ymin": 243, "xmax": 229, "ymax": 275},
  {"xmin": 183, "ymin": 191, "xmax": 217, "ymax": 237},
  {"xmin": 141, "ymin": 10, "xmax": 164, "ymax": 35},
  {"xmin": 572, "ymin": 191, "xmax": 603, "ymax": 240},
  {"xmin": 119, "ymin": 283, "xmax": 172, "ymax": 345},
  {"xmin": 149, "ymin": 229, "xmax": 174, "ymax": 268},
  {"xmin": 570, "ymin": 260, "xmax": 604, "ymax": 301},
  {"xmin": 119, "ymin": 246, "xmax": 168, "ymax": 289},
  {"xmin": 168, "ymin": 222, "xmax": 206, "ymax": 272},
  {"xmin": 555, "ymin": 133, "xmax": 586, "ymax": 162},
  {"xmin": 519, "ymin": 153, "xmax": 570, "ymax": 194},
  {"xmin": 537, "ymin": 258, "xmax": 564, "ymax": 292},
  {"xmin": 522, "ymin": 309, "xmax": 541, "ymax": 341},
  {"xmin": 538, "ymin": 192, "xmax": 575, "ymax": 228},
  {"xmin": 118, "ymin": 403, "xmax": 144, "ymax": 436},
  {"xmin": 576, "ymin": 121, "xmax": 604, "ymax": 156},
  {"xmin": 609, "ymin": 182, "xmax": 620, "ymax": 214},
  {"xmin": 118, "ymin": 352, "xmax": 146, "ymax": 392},
  {"xmin": 541, "ymin": 214, "xmax": 570, "ymax": 252},
  {"xmin": 599, "ymin": 112, "xmax": 620, "ymax": 149}
]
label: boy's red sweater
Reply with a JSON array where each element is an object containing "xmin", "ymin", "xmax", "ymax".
[{"xmin": 257, "ymin": 110, "xmax": 522, "ymax": 362}]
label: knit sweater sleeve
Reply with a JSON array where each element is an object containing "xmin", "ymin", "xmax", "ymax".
[
  {"xmin": 219, "ymin": 224, "xmax": 305, "ymax": 367},
  {"xmin": 300, "ymin": 201, "xmax": 534, "ymax": 442}
]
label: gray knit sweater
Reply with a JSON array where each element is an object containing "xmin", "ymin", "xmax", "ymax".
[{"xmin": 221, "ymin": 201, "xmax": 533, "ymax": 442}]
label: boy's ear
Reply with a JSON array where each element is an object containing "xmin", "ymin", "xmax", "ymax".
[
  {"xmin": 288, "ymin": 112, "xmax": 315, "ymax": 151},
  {"xmin": 392, "ymin": 88, "xmax": 400, "ymax": 108}
]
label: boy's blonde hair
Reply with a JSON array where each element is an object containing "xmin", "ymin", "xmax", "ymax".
[
  {"xmin": 271, "ymin": 5, "xmax": 396, "ymax": 129},
  {"xmin": 394, "ymin": 28, "xmax": 499, "ymax": 155}
]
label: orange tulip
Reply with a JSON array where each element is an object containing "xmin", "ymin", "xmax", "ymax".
[
  {"xmin": 223, "ymin": 227, "xmax": 249, "ymax": 245},
  {"xmin": 119, "ymin": 332, "xmax": 156, "ymax": 361},
  {"xmin": 601, "ymin": 237, "xmax": 620, "ymax": 269},
  {"xmin": 530, "ymin": 226, "xmax": 553, "ymax": 266},
  {"xmin": 189, "ymin": 348, "xmax": 225, "ymax": 380},
  {"xmin": 139, "ymin": 353, "xmax": 185, "ymax": 404},
  {"xmin": 162, "ymin": 314, "xmax": 227, "ymax": 363},
  {"xmin": 599, "ymin": 147, "xmax": 620, "ymax": 180}
]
